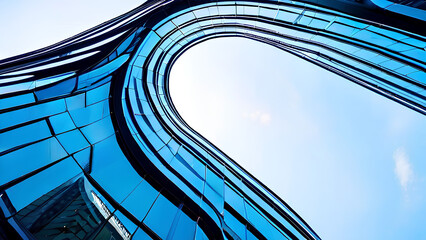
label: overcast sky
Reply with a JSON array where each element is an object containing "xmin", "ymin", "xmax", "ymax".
[{"xmin": 2, "ymin": 1, "xmax": 426, "ymax": 239}]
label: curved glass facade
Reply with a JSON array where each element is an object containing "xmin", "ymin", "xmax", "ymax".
[{"xmin": 0, "ymin": 0, "xmax": 424, "ymax": 239}]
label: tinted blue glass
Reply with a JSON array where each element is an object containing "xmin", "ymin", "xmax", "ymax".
[
  {"xmin": 78, "ymin": 54, "xmax": 129, "ymax": 88},
  {"xmin": 35, "ymin": 77, "xmax": 76, "ymax": 100},
  {"xmin": 224, "ymin": 184, "xmax": 246, "ymax": 217},
  {"xmin": 49, "ymin": 112, "xmax": 76, "ymax": 134},
  {"xmin": 194, "ymin": 225, "xmax": 208, "ymax": 240},
  {"xmin": 0, "ymin": 120, "xmax": 51, "ymax": 153},
  {"xmin": 177, "ymin": 147, "xmax": 206, "ymax": 178},
  {"xmin": 206, "ymin": 168, "xmax": 224, "ymax": 196},
  {"xmin": 245, "ymin": 202, "xmax": 287, "ymax": 240},
  {"xmin": 115, "ymin": 211, "xmax": 138, "ymax": 235},
  {"xmin": 169, "ymin": 209, "xmax": 196, "ymax": 239},
  {"xmin": 0, "ymin": 137, "xmax": 67, "ymax": 185},
  {"xmin": 204, "ymin": 183, "xmax": 224, "ymax": 214},
  {"xmin": 0, "ymin": 93, "xmax": 34, "ymax": 110},
  {"xmin": 57, "ymin": 129, "xmax": 90, "ymax": 154},
  {"xmin": 5, "ymin": 157, "xmax": 81, "ymax": 211},
  {"xmin": 94, "ymin": 213, "xmax": 133, "ymax": 240},
  {"xmin": 121, "ymin": 180, "xmax": 159, "ymax": 221},
  {"xmin": 224, "ymin": 210, "xmax": 246, "ymax": 239},
  {"xmin": 158, "ymin": 146, "xmax": 175, "ymax": 163},
  {"xmin": 117, "ymin": 33, "xmax": 136, "ymax": 55},
  {"xmin": 247, "ymin": 229, "xmax": 259, "ymax": 240},
  {"xmin": 90, "ymin": 135, "xmax": 142, "ymax": 203},
  {"xmin": 73, "ymin": 146, "xmax": 91, "ymax": 169},
  {"xmin": 167, "ymin": 138, "xmax": 180, "ymax": 155},
  {"xmin": 169, "ymin": 156, "xmax": 205, "ymax": 192},
  {"xmin": 132, "ymin": 228, "xmax": 152, "ymax": 240},
  {"xmin": 65, "ymin": 93, "xmax": 85, "ymax": 110},
  {"xmin": 69, "ymin": 100, "xmax": 106, "ymax": 127},
  {"xmin": 143, "ymin": 194, "xmax": 179, "ymax": 239},
  {"xmin": 81, "ymin": 116, "xmax": 115, "ymax": 144},
  {"xmin": 86, "ymin": 82, "xmax": 110, "ymax": 105},
  {"xmin": 0, "ymin": 99, "xmax": 66, "ymax": 129}
]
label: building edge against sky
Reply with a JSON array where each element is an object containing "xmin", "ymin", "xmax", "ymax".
[{"xmin": 0, "ymin": 0, "xmax": 425, "ymax": 239}]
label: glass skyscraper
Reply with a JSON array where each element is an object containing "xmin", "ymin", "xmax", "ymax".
[{"xmin": 0, "ymin": 0, "xmax": 424, "ymax": 239}]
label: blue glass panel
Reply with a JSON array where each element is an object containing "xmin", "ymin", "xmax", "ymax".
[
  {"xmin": 81, "ymin": 116, "xmax": 115, "ymax": 144},
  {"xmin": 224, "ymin": 210, "xmax": 246, "ymax": 239},
  {"xmin": 143, "ymin": 194, "xmax": 179, "ymax": 239},
  {"xmin": 69, "ymin": 100, "xmax": 106, "ymax": 127},
  {"xmin": 86, "ymin": 82, "xmax": 110, "ymax": 106},
  {"xmin": 224, "ymin": 184, "xmax": 246, "ymax": 217},
  {"xmin": 169, "ymin": 156, "xmax": 205, "ymax": 192},
  {"xmin": 245, "ymin": 202, "xmax": 287, "ymax": 240},
  {"xmin": 204, "ymin": 183, "xmax": 224, "ymax": 214},
  {"xmin": 155, "ymin": 128, "xmax": 172, "ymax": 145},
  {"xmin": 65, "ymin": 93, "xmax": 85, "ymax": 110},
  {"xmin": 73, "ymin": 146, "xmax": 91, "ymax": 170},
  {"xmin": 200, "ymin": 200, "xmax": 221, "ymax": 227},
  {"xmin": 90, "ymin": 135, "xmax": 142, "ymax": 203},
  {"xmin": 275, "ymin": 10, "xmax": 298, "ymax": 22},
  {"xmin": 247, "ymin": 229, "xmax": 259, "ymax": 240},
  {"xmin": 0, "ymin": 120, "xmax": 51, "ymax": 153},
  {"xmin": 0, "ymin": 93, "xmax": 34, "ymax": 110},
  {"xmin": 49, "ymin": 112, "xmax": 76, "ymax": 134},
  {"xmin": 78, "ymin": 54, "xmax": 129, "ymax": 89},
  {"xmin": 158, "ymin": 146, "xmax": 175, "ymax": 163},
  {"xmin": 57, "ymin": 129, "xmax": 90, "ymax": 154},
  {"xmin": 408, "ymin": 70, "xmax": 426, "ymax": 83},
  {"xmin": 35, "ymin": 72, "xmax": 75, "ymax": 88},
  {"xmin": 327, "ymin": 22, "xmax": 355, "ymax": 36},
  {"xmin": 132, "ymin": 228, "xmax": 152, "ymax": 240},
  {"xmin": 93, "ymin": 212, "xmax": 134, "ymax": 240},
  {"xmin": 0, "ymin": 81, "xmax": 33, "ymax": 94},
  {"xmin": 194, "ymin": 225, "xmax": 208, "ymax": 240},
  {"xmin": 206, "ymin": 168, "xmax": 223, "ymax": 196},
  {"xmin": 115, "ymin": 211, "xmax": 138, "ymax": 236},
  {"xmin": 309, "ymin": 18, "xmax": 329, "ymax": 29},
  {"xmin": 0, "ymin": 99, "xmax": 66, "ymax": 129},
  {"xmin": 5, "ymin": 157, "xmax": 81, "ymax": 212},
  {"xmin": 139, "ymin": 31, "xmax": 161, "ymax": 57},
  {"xmin": 35, "ymin": 77, "xmax": 76, "ymax": 101},
  {"xmin": 133, "ymin": 55, "xmax": 146, "ymax": 69},
  {"xmin": 0, "ymin": 137, "xmax": 67, "ymax": 186},
  {"xmin": 177, "ymin": 147, "xmax": 206, "ymax": 179},
  {"xmin": 147, "ymin": 131, "xmax": 166, "ymax": 151},
  {"xmin": 192, "ymin": 8, "xmax": 210, "ymax": 19},
  {"xmin": 172, "ymin": 12, "xmax": 196, "ymax": 26},
  {"xmin": 121, "ymin": 180, "xmax": 159, "ymax": 221},
  {"xmin": 169, "ymin": 209, "xmax": 196, "ymax": 239},
  {"xmin": 353, "ymin": 29, "xmax": 396, "ymax": 46},
  {"xmin": 259, "ymin": 7, "xmax": 277, "ymax": 19},
  {"xmin": 167, "ymin": 138, "xmax": 180, "ymax": 155},
  {"xmin": 117, "ymin": 33, "xmax": 136, "ymax": 55},
  {"xmin": 208, "ymin": 6, "xmax": 219, "ymax": 16},
  {"xmin": 403, "ymin": 48, "xmax": 426, "ymax": 62},
  {"xmin": 155, "ymin": 21, "xmax": 176, "ymax": 37}
]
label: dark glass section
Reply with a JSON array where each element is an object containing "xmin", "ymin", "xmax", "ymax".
[{"xmin": 388, "ymin": 0, "xmax": 426, "ymax": 10}]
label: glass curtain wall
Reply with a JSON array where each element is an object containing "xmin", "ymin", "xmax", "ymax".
[{"xmin": 0, "ymin": 0, "xmax": 424, "ymax": 239}]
